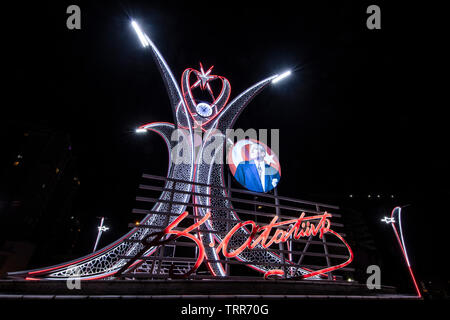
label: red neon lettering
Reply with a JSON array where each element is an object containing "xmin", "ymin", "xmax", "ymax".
[
  {"xmin": 220, "ymin": 220, "xmax": 257, "ymax": 258},
  {"xmin": 264, "ymin": 269, "xmax": 285, "ymax": 279},
  {"xmin": 217, "ymin": 212, "xmax": 332, "ymax": 258},
  {"xmin": 144, "ymin": 211, "xmax": 211, "ymax": 278},
  {"xmin": 143, "ymin": 211, "xmax": 352, "ymax": 280}
]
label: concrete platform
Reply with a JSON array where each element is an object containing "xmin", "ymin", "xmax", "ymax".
[{"xmin": 0, "ymin": 279, "xmax": 398, "ymax": 298}]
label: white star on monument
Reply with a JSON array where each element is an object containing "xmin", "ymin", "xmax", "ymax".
[{"xmin": 192, "ymin": 62, "xmax": 216, "ymax": 98}]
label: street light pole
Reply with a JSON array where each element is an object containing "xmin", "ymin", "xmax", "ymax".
[
  {"xmin": 382, "ymin": 206, "xmax": 421, "ymax": 298},
  {"xmin": 93, "ymin": 217, "xmax": 109, "ymax": 253}
]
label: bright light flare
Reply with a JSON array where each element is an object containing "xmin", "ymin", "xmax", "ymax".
[
  {"xmin": 272, "ymin": 70, "xmax": 292, "ymax": 84},
  {"xmin": 131, "ymin": 20, "xmax": 149, "ymax": 47},
  {"xmin": 136, "ymin": 128, "xmax": 147, "ymax": 133},
  {"xmin": 381, "ymin": 216, "xmax": 395, "ymax": 223}
]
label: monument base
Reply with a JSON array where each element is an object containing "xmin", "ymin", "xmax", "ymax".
[{"xmin": 0, "ymin": 279, "xmax": 407, "ymax": 299}]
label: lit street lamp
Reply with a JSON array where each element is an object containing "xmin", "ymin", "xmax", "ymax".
[
  {"xmin": 382, "ymin": 206, "xmax": 421, "ymax": 298},
  {"xmin": 271, "ymin": 70, "xmax": 292, "ymax": 84},
  {"xmin": 93, "ymin": 217, "xmax": 109, "ymax": 253}
]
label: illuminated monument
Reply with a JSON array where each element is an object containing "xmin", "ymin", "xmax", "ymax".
[{"xmin": 7, "ymin": 20, "xmax": 354, "ymax": 283}]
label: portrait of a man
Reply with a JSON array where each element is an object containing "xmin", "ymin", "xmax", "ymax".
[{"xmin": 233, "ymin": 143, "xmax": 280, "ymax": 193}]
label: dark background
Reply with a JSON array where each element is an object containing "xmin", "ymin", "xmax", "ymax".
[{"xmin": 1, "ymin": 0, "xmax": 447, "ymax": 297}]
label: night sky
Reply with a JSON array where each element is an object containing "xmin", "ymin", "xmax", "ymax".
[{"xmin": 2, "ymin": 1, "xmax": 448, "ymax": 292}]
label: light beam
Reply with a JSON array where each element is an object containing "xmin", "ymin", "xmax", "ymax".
[
  {"xmin": 131, "ymin": 20, "xmax": 149, "ymax": 47},
  {"xmin": 272, "ymin": 70, "xmax": 292, "ymax": 84}
]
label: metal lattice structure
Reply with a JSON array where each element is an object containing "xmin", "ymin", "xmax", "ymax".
[
  {"xmin": 7, "ymin": 21, "xmax": 353, "ymax": 281},
  {"xmin": 116, "ymin": 173, "xmax": 354, "ymax": 281}
]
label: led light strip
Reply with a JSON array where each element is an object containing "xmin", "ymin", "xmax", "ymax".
[{"xmin": 390, "ymin": 207, "xmax": 422, "ymax": 298}]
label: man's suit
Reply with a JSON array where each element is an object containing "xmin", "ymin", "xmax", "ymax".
[{"xmin": 234, "ymin": 160, "xmax": 280, "ymax": 192}]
